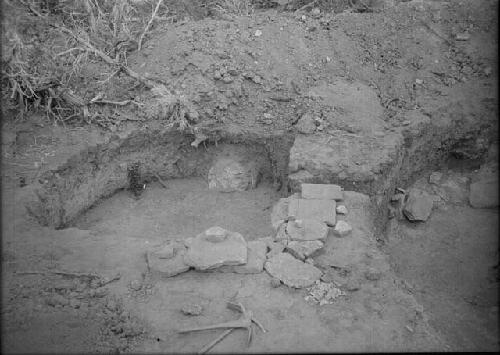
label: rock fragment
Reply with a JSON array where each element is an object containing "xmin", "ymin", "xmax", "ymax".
[
  {"xmin": 181, "ymin": 304, "xmax": 204, "ymax": 316},
  {"xmin": 336, "ymin": 205, "xmax": 348, "ymax": 215},
  {"xmin": 429, "ymin": 171, "xmax": 443, "ymax": 185},
  {"xmin": 301, "ymin": 183, "xmax": 343, "ymax": 201},
  {"xmin": 333, "ymin": 220, "xmax": 352, "ymax": 237},
  {"xmin": 285, "ymin": 240, "xmax": 324, "ymax": 261},
  {"xmin": 183, "ymin": 227, "xmax": 247, "ymax": 270},
  {"xmin": 364, "ymin": 268, "xmax": 382, "ymax": 281},
  {"xmin": 264, "ymin": 252, "xmax": 322, "ymax": 288},
  {"xmin": 295, "ymin": 112, "xmax": 316, "ymax": 134},
  {"xmin": 403, "ymin": 188, "xmax": 434, "ymax": 221},
  {"xmin": 148, "ymin": 241, "xmax": 190, "ymax": 278}
]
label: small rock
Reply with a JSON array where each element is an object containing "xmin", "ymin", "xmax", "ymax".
[
  {"xmin": 129, "ymin": 279, "xmax": 143, "ymax": 291},
  {"xmin": 403, "ymin": 188, "xmax": 434, "ymax": 221},
  {"xmin": 252, "ymin": 75, "xmax": 262, "ymax": 84},
  {"xmin": 264, "ymin": 253, "xmax": 322, "ymax": 288},
  {"xmin": 46, "ymin": 294, "xmax": 69, "ymax": 307},
  {"xmin": 295, "ymin": 112, "xmax": 316, "ymax": 134},
  {"xmin": 429, "ymin": 171, "xmax": 443, "ymax": 185},
  {"xmin": 254, "ymin": 29, "xmax": 262, "ymax": 37},
  {"xmin": 227, "ymin": 67, "xmax": 238, "ymax": 76},
  {"xmin": 455, "ymin": 32, "xmax": 470, "ymax": 41},
  {"xmin": 311, "ymin": 7, "xmax": 321, "ymax": 16},
  {"xmin": 345, "ymin": 279, "xmax": 361, "ymax": 292},
  {"xmin": 285, "ymin": 240, "xmax": 324, "ymax": 261},
  {"xmin": 221, "ymin": 75, "xmax": 234, "ymax": 84},
  {"xmin": 184, "ymin": 227, "xmax": 247, "ymax": 270},
  {"xmin": 336, "ymin": 205, "xmax": 348, "ymax": 215},
  {"xmin": 213, "ymin": 70, "xmax": 222, "ymax": 80},
  {"xmin": 365, "ymin": 268, "xmax": 382, "ymax": 281},
  {"xmin": 301, "ymin": 15, "xmax": 306, "ymax": 21},
  {"xmin": 333, "ymin": 220, "xmax": 352, "ymax": 237},
  {"xmin": 415, "ymin": 78, "xmax": 423, "ymax": 85},
  {"xmin": 270, "ymin": 278, "xmax": 281, "ymax": 288},
  {"xmin": 69, "ymin": 299, "xmax": 81, "ymax": 309},
  {"xmin": 181, "ymin": 304, "xmax": 203, "ymax": 316},
  {"xmin": 305, "ymin": 258, "xmax": 314, "ymax": 265}
]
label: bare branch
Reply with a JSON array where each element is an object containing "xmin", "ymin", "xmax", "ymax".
[{"xmin": 138, "ymin": 0, "xmax": 164, "ymax": 51}]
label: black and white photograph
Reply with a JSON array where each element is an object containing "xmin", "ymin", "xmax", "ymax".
[{"xmin": 1, "ymin": 0, "xmax": 498, "ymax": 353}]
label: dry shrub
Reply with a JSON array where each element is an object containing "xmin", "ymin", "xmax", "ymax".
[
  {"xmin": 1, "ymin": 0, "xmax": 171, "ymax": 123},
  {"xmin": 210, "ymin": 0, "xmax": 254, "ymax": 16}
]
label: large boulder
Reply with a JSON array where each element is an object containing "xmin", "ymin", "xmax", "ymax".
[
  {"xmin": 183, "ymin": 227, "xmax": 247, "ymax": 270},
  {"xmin": 264, "ymin": 252, "xmax": 322, "ymax": 288}
]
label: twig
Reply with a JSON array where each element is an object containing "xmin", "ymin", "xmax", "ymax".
[
  {"xmin": 15, "ymin": 270, "xmax": 100, "ymax": 279},
  {"xmin": 153, "ymin": 172, "xmax": 168, "ymax": 189},
  {"xmin": 138, "ymin": 0, "xmax": 164, "ymax": 51},
  {"xmin": 199, "ymin": 329, "xmax": 234, "ymax": 354},
  {"xmin": 91, "ymin": 99, "xmax": 142, "ymax": 106},
  {"xmin": 57, "ymin": 47, "xmax": 84, "ymax": 57},
  {"xmin": 97, "ymin": 68, "xmax": 122, "ymax": 84}
]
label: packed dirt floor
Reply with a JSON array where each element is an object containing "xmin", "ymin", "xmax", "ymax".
[{"xmin": 1, "ymin": 0, "xmax": 499, "ymax": 353}]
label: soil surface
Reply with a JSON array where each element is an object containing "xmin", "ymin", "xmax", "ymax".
[{"xmin": 2, "ymin": 0, "xmax": 498, "ymax": 353}]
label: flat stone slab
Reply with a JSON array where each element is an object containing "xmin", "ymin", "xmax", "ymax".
[
  {"xmin": 286, "ymin": 240, "xmax": 324, "ymax": 261},
  {"xmin": 285, "ymin": 219, "xmax": 329, "ymax": 241},
  {"xmin": 217, "ymin": 240, "xmax": 267, "ymax": 274},
  {"xmin": 403, "ymin": 188, "xmax": 434, "ymax": 222},
  {"xmin": 148, "ymin": 242, "xmax": 190, "ymax": 278},
  {"xmin": 184, "ymin": 226, "xmax": 247, "ymax": 270},
  {"xmin": 288, "ymin": 199, "xmax": 336, "ymax": 226},
  {"xmin": 265, "ymin": 252, "xmax": 322, "ymax": 288},
  {"xmin": 301, "ymin": 183, "xmax": 343, "ymax": 201}
]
